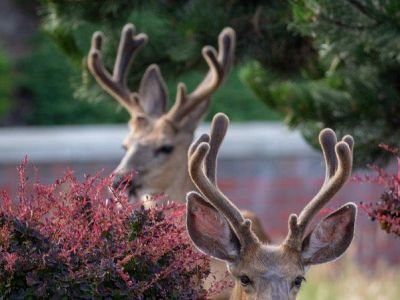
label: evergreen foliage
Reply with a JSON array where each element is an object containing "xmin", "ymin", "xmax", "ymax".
[
  {"xmin": 0, "ymin": 48, "xmax": 13, "ymax": 120},
  {"xmin": 18, "ymin": 34, "xmax": 129, "ymax": 125},
  {"xmin": 243, "ymin": 0, "xmax": 400, "ymax": 166},
  {"xmin": 35, "ymin": 0, "xmax": 313, "ymax": 122}
]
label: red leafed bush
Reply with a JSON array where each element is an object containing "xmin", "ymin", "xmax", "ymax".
[
  {"xmin": 357, "ymin": 144, "xmax": 400, "ymax": 236},
  {"xmin": 0, "ymin": 158, "xmax": 212, "ymax": 299}
]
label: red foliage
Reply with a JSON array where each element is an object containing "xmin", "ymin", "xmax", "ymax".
[
  {"xmin": 356, "ymin": 145, "xmax": 400, "ymax": 236},
  {"xmin": 0, "ymin": 158, "xmax": 216, "ymax": 299}
]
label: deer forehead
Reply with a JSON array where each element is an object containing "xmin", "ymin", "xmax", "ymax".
[
  {"xmin": 231, "ymin": 245, "xmax": 303, "ymax": 277},
  {"xmin": 126, "ymin": 118, "xmax": 183, "ymax": 145}
]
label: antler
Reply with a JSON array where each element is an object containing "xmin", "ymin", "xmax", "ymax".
[
  {"xmin": 188, "ymin": 113, "xmax": 259, "ymax": 247},
  {"xmin": 87, "ymin": 24, "xmax": 148, "ymax": 115},
  {"xmin": 166, "ymin": 28, "xmax": 236, "ymax": 123},
  {"xmin": 284, "ymin": 129, "xmax": 354, "ymax": 250}
]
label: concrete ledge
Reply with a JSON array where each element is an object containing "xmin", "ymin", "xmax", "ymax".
[{"xmin": 0, "ymin": 123, "xmax": 317, "ymax": 163}]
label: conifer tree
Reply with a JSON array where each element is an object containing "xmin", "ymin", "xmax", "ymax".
[
  {"xmin": 243, "ymin": 0, "xmax": 400, "ymax": 166},
  {"xmin": 38, "ymin": 0, "xmax": 314, "ymax": 120}
]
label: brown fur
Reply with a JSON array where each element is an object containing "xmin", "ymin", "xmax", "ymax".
[
  {"xmin": 186, "ymin": 114, "xmax": 357, "ymax": 300},
  {"xmin": 87, "ymin": 23, "xmax": 235, "ymax": 205},
  {"xmin": 241, "ymin": 210, "xmax": 271, "ymax": 244},
  {"xmin": 88, "ymin": 25, "xmax": 272, "ymax": 298}
]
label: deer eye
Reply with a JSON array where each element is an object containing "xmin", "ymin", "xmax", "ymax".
[
  {"xmin": 292, "ymin": 276, "xmax": 305, "ymax": 289},
  {"xmin": 239, "ymin": 275, "xmax": 252, "ymax": 286},
  {"xmin": 155, "ymin": 145, "xmax": 174, "ymax": 155}
]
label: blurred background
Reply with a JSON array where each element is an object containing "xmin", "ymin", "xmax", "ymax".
[{"xmin": 0, "ymin": 1, "xmax": 400, "ymax": 298}]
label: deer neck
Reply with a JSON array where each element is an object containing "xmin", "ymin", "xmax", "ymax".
[
  {"xmin": 230, "ymin": 284, "xmax": 247, "ymax": 300},
  {"xmin": 162, "ymin": 165, "xmax": 195, "ymax": 203}
]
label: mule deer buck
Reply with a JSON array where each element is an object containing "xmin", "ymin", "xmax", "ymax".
[
  {"xmin": 88, "ymin": 25, "xmax": 269, "ymax": 298},
  {"xmin": 186, "ymin": 113, "xmax": 357, "ymax": 300},
  {"xmin": 87, "ymin": 23, "xmax": 235, "ymax": 205}
]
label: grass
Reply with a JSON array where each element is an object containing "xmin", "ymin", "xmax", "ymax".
[{"xmin": 298, "ymin": 254, "xmax": 400, "ymax": 300}]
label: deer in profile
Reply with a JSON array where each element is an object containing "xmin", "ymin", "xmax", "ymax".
[
  {"xmin": 87, "ymin": 25, "xmax": 269, "ymax": 298},
  {"xmin": 87, "ymin": 23, "xmax": 235, "ymax": 204},
  {"xmin": 186, "ymin": 113, "xmax": 357, "ymax": 300}
]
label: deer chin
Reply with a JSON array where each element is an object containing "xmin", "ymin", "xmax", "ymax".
[
  {"xmin": 128, "ymin": 183, "xmax": 140, "ymax": 199},
  {"xmin": 126, "ymin": 180, "xmax": 164, "ymax": 205},
  {"xmin": 108, "ymin": 178, "xmax": 142, "ymax": 203},
  {"xmin": 126, "ymin": 180, "xmax": 143, "ymax": 202}
]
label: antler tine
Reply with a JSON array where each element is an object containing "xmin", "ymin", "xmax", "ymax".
[
  {"xmin": 113, "ymin": 24, "xmax": 148, "ymax": 86},
  {"xmin": 205, "ymin": 113, "xmax": 229, "ymax": 184},
  {"xmin": 320, "ymin": 129, "xmax": 355, "ymax": 184},
  {"xmin": 284, "ymin": 129, "xmax": 354, "ymax": 250},
  {"xmin": 188, "ymin": 113, "xmax": 258, "ymax": 247},
  {"xmin": 320, "ymin": 128, "xmax": 338, "ymax": 183},
  {"xmin": 167, "ymin": 28, "xmax": 236, "ymax": 123},
  {"xmin": 188, "ymin": 113, "xmax": 228, "ymax": 184},
  {"xmin": 88, "ymin": 24, "xmax": 148, "ymax": 115},
  {"xmin": 188, "ymin": 133, "xmax": 210, "ymax": 158}
]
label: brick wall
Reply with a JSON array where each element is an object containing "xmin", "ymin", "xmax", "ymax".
[
  {"xmin": 0, "ymin": 124, "xmax": 398, "ymax": 266},
  {"xmin": 218, "ymin": 157, "xmax": 398, "ymax": 266}
]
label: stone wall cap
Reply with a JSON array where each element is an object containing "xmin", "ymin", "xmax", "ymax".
[{"xmin": 0, "ymin": 123, "xmax": 318, "ymax": 163}]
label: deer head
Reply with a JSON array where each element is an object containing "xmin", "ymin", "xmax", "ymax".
[
  {"xmin": 87, "ymin": 24, "xmax": 235, "ymax": 201},
  {"xmin": 186, "ymin": 113, "xmax": 357, "ymax": 300}
]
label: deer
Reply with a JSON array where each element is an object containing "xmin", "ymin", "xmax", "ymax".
[
  {"xmin": 87, "ymin": 24, "xmax": 269, "ymax": 299},
  {"xmin": 87, "ymin": 23, "xmax": 236, "ymax": 206},
  {"xmin": 186, "ymin": 113, "xmax": 357, "ymax": 300}
]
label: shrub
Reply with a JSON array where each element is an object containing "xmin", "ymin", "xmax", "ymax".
[
  {"xmin": 0, "ymin": 158, "xmax": 212, "ymax": 299},
  {"xmin": 357, "ymin": 145, "xmax": 400, "ymax": 236}
]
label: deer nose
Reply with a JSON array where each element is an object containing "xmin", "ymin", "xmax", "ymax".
[{"xmin": 112, "ymin": 174, "xmax": 133, "ymax": 190}]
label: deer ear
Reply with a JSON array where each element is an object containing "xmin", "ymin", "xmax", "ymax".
[
  {"xmin": 138, "ymin": 64, "xmax": 168, "ymax": 118},
  {"xmin": 301, "ymin": 203, "xmax": 357, "ymax": 265},
  {"xmin": 186, "ymin": 191, "xmax": 240, "ymax": 263}
]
